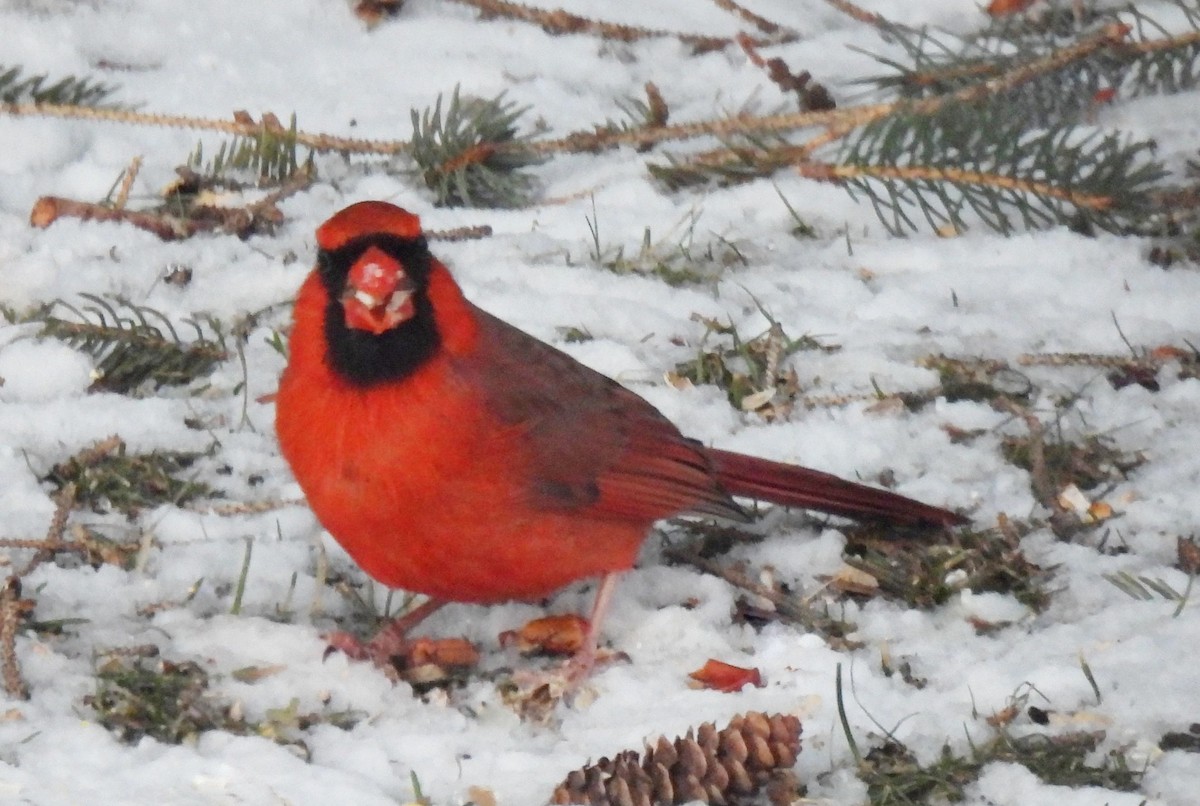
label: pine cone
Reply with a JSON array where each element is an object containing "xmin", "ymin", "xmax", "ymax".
[{"xmin": 551, "ymin": 711, "xmax": 802, "ymax": 805}]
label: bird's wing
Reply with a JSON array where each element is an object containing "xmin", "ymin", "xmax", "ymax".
[{"xmin": 463, "ymin": 308, "xmax": 745, "ymax": 523}]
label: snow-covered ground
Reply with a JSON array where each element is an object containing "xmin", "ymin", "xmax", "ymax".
[{"xmin": 1, "ymin": 1, "xmax": 1199, "ymax": 803}]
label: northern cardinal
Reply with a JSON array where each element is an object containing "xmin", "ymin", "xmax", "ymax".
[{"xmin": 276, "ymin": 201, "xmax": 964, "ymax": 677}]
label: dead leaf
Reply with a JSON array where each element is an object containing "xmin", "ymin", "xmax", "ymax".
[
  {"xmin": 688, "ymin": 659, "xmax": 763, "ymax": 693},
  {"xmin": 404, "ymin": 637, "xmax": 480, "ymax": 669},
  {"xmin": 863, "ymin": 395, "xmax": 905, "ymax": 416},
  {"xmin": 1178, "ymin": 537, "xmax": 1200, "ymax": 575},
  {"xmin": 986, "ymin": 703, "xmax": 1020, "ymax": 727},
  {"xmin": 499, "ymin": 614, "xmax": 588, "ymax": 656},
  {"xmin": 231, "ymin": 664, "xmax": 286, "ymax": 683},
  {"xmin": 828, "ymin": 564, "xmax": 880, "ymax": 596},
  {"xmin": 987, "ymin": 0, "xmax": 1038, "ymax": 16},
  {"xmin": 1087, "ymin": 500, "xmax": 1113, "ymax": 522}
]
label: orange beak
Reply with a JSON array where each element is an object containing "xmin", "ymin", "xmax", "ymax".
[{"xmin": 341, "ymin": 246, "xmax": 416, "ymax": 335}]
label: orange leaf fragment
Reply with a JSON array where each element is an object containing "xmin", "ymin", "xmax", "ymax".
[
  {"xmin": 499, "ymin": 614, "xmax": 588, "ymax": 657},
  {"xmin": 987, "ymin": 0, "xmax": 1038, "ymax": 16},
  {"xmin": 403, "ymin": 637, "xmax": 480, "ymax": 669},
  {"xmin": 688, "ymin": 659, "xmax": 763, "ymax": 693},
  {"xmin": 1150, "ymin": 344, "xmax": 1191, "ymax": 361}
]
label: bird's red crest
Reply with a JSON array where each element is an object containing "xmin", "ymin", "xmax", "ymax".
[{"xmin": 316, "ymin": 201, "xmax": 423, "ymax": 250}]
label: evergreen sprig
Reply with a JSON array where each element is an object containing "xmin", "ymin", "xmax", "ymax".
[
  {"xmin": 0, "ymin": 64, "xmax": 116, "ymax": 107},
  {"xmin": 835, "ymin": 99, "xmax": 1166, "ymax": 235},
  {"xmin": 36, "ymin": 295, "xmax": 228, "ymax": 394},
  {"xmin": 1120, "ymin": 0, "xmax": 1200, "ymax": 96},
  {"xmin": 868, "ymin": 1, "xmax": 1200, "ymax": 120},
  {"xmin": 650, "ymin": 131, "xmax": 808, "ymax": 191},
  {"xmin": 409, "ymin": 86, "xmax": 543, "ymax": 207},
  {"xmin": 44, "ymin": 443, "xmax": 215, "ymax": 516},
  {"xmin": 187, "ymin": 115, "xmax": 314, "ymax": 185}
]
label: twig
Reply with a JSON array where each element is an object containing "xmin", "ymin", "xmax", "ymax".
[
  {"xmin": 820, "ymin": 0, "xmax": 885, "ymax": 27},
  {"xmin": 0, "ymin": 103, "xmax": 401, "ymax": 154},
  {"xmin": 796, "ymin": 161, "xmax": 1119, "ymax": 212},
  {"xmin": 113, "ymin": 155, "xmax": 141, "ymax": 210},
  {"xmin": 2, "ymin": 21, "xmax": 1134, "ymax": 168},
  {"xmin": 30, "ymin": 196, "xmax": 199, "ymax": 239},
  {"xmin": 662, "ymin": 541, "xmax": 850, "ymax": 644},
  {"xmin": 233, "ymin": 170, "xmax": 318, "ymax": 234},
  {"xmin": 710, "ymin": 0, "xmax": 790, "ymax": 36},
  {"xmin": 20, "ymin": 482, "xmax": 77, "ymax": 576},
  {"xmin": 446, "ymin": 0, "xmax": 781, "ymax": 51},
  {"xmin": 529, "ymin": 21, "xmax": 1132, "ymax": 161},
  {"xmin": 1117, "ymin": 25, "xmax": 1200, "ymax": 58},
  {"xmin": 187, "ymin": 498, "xmax": 304, "ymax": 516},
  {"xmin": 1018, "ymin": 352, "xmax": 1149, "ymax": 368},
  {"xmin": 31, "ymin": 168, "xmax": 314, "ymax": 241},
  {"xmin": 736, "ymin": 34, "xmax": 836, "ymax": 111},
  {"xmin": 0, "ymin": 577, "xmax": 29, "ymax": 700},
  {"xmin": 995, "ymin": 399, "xmax": 1055, "ymax": 508},
  {"xmin": 797, "ymin": 21, "xmax": 1133, "ymax": 155},
  {"xmin": 427, "ymin": 223, "xmax": 494, "ymax": 242}
]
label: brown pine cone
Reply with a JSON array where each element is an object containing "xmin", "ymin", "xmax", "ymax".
[{"xmin": 551, "ymin": 711, "xmax": 802, "ymax": 805}]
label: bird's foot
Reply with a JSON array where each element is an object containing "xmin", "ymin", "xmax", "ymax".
[
  {"xmin": 321, "ymin": 599, "xmax": 476, "ymax": 682},
  {"xmin": 507, "ymin": 647, "xmax": 628, "ymax": 702},
  {"xmin": 324, "ymin": 627, "xmax": 480, "ymax": 684},
  {"xmin": 322, "ymin": 622, "xmax": 415, "ymax": 682},
  {"xmin": 322, "ymin": 623, "xmax": 412, "ymax": 666}
]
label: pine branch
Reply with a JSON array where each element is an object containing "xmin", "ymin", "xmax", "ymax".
[
  {"xmin": 32, "ymin": 295, "xmax": 228, "ymax": 394},
  {"xmin": 0, "ymin": 577, "xmax": 31, "ymax": 700},
  {"xmin": 42, "ymin": 436, "xmax": 217, "ymax": 516},
  {"xmin": 409, "ymin": 86, "xmax": 543, "ymax": 207},
  {"xmin": 0, "ymin": 102, "xmax": 404, "ymax": 155},
  {"xmin": 446, "ymin": 0, "xmax": 792, "ymax": 52},
  {"xmin": 709, "ymin": 0, "xmax": 793, "ymax": 37},
  {"xmin": 867, "ymin": 2, "xmax": 1200, "ymax": 118},
  {"xmin": 0, "ymin": 64, "xmax": 117, "ymax": 106},
  {"xmin": 823, "ymin": 100, "xmax": 1164, "ymax": 235},
  {"xmin": 1119, "ymin": 0, "xmax": 1200, "ymax": 96},
  {"xmin": 2, "ymin": 7, "xmax": 1191, "ymax": 236},
  {"xmin": 820, "ymin": 0, "xmax": 887, "ymax": 27},
  {"xmin": 653, "ymin": 22, "xmax": 1167, "ymax": 234},
  {"xmin": 32, "ymin": 120, "xmax": 315, "ymax": 241},
  {"xmin": 186, "ymin": 113, "xmax": 314, "ymax": 186}
]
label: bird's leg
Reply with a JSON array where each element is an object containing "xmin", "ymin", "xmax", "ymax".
[
  {"xmin": 563, "ymin": 571, "xmax": 621, "ymax": 685},
  {"xmin": 325, "ymin": 597, "xmax": 447, "ymax": 666}
]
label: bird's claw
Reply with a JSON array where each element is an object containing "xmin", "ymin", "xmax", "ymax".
[{"xmin": 322, "ymin": 627, "xmax": 410, "ymax": 669}]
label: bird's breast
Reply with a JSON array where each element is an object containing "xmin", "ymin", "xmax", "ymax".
[{"xmin": 277, "ymin": 354, "xmax": 647, "ymax": 602}]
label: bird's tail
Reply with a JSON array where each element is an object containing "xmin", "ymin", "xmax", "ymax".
[{"xmin": 707, "ymin": 448, "xmax": 965, "ymax": 527}]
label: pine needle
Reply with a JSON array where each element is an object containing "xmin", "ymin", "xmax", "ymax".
[
  {"xmin": 0, "ymin": 64, "xmax": 117, "ymax": 107},
  {"xmin": 34, "ymin": 295, "xmax": 227, "ymax": 394},
  {"xmin": 409, "ymin": 86, "xmax": 543, "ymax": 207}
]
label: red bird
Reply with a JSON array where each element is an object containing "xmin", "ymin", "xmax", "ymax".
[{"xmin": 276, "ymin": 201, "xmax": 964, "ymax": 676}]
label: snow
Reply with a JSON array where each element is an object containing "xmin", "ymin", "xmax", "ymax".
[{"xmin": 1, "ymin": 0, "xmax": 1199, "ymax": 804}]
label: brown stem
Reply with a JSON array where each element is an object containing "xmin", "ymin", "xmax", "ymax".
[
  {"xmin": 711, "ymin": 0, "xmax": 789, "ymax": 36},
  {"xmin": 820, "ymin": 0, "xmax": 886, "ymax": 27},
  {"xmin": 3, "ymin": 22, "xmax": 1134, "ymax": 168},
  {"xmin": 662, "ymin": 542, "xmax": 853, "ymax": 645},
  {"xmin": 0, "ymin": 578, "xmax": 28, "ymax": 700},
  {"xmin": 797, "ymin": 161, "xmax": 1118, "ymax": 211},
  {"xmin": 995, "ymin": 399, "xmax": 1055, "ymax": 508},
  {"xmin": 0, "ymin": 103, "xmax": 402, "ymax": 154},
  {"xmin": 31, "ymin": 196, "xmax": 200, "ymax": 239},
  {"xmin": 446, "ymin": 0, "xmax": 776, "ymax": 51},
  {"xmin": 428, "ymin": 224, "xmax": 494, "ymax": 242},
  {"xmin": 113, "ymin": 155, "xmax": 142, "ymax": 210}
]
